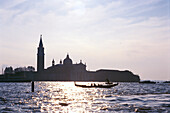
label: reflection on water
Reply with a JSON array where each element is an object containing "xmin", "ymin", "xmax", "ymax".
[{"xmin": 0, "ymin": 82, "xmax": 170, "ymax": 112}]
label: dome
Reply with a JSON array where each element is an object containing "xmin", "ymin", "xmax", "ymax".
[{"xmin": 63, "ymin": 54, "xmax": 72, "ymax": 65}]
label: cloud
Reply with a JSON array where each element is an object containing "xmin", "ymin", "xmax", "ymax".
[{"xmin": 0, "ymin": 0, "xmax": 26, "ymax": 9}]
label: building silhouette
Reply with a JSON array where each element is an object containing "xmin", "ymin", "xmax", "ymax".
[
  {"xmin": 37, "ymin": 35, "xmax": 44, "ymax": 73},
  {"xmin": 35, "ymin": 35, "xmax": 140, "ymax": 82},
  {"xmin": 0, "ymin": 35, "xmax": 140, "ymax": 82}
]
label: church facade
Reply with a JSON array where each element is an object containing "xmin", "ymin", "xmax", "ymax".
[{"xmin": 36, "ymin": 35, "xmax": 140, "ymax": 82}]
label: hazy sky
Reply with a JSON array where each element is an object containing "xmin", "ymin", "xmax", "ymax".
[{"xmin": 0, "ymin": 0, "xmax": 169, "ymax": 80}]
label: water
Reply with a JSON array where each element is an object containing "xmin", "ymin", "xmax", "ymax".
[{"xmin": 0, "ymin": 82, "xmax": 169, "ymax": 112}]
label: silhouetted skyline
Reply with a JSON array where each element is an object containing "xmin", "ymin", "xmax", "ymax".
[{"xmin": 35, "ymin": 37, "xmax": 140, "ymax": 82}]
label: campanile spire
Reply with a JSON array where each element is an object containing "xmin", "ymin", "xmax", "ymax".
[
  {"xmin": 39, "ymin": 34, "xmax": 43, "ymax": 47},
  {"xmin": 37, "ymin": 35, "xmax": 45, "ymax": 73}
]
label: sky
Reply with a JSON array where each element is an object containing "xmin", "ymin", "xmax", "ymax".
[{"xmin": 0, "ymin": 0, "xmax": 169, "ymax": 80}]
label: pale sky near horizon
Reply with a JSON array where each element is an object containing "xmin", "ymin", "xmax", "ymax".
[{"xmin": 0, "ymin": 0, "xmax": 169, "ymax": 80}]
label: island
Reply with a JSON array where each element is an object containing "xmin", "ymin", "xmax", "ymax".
[{"xmin": 0, "ymin": 35, "xmax": 140, "ymax": 82}]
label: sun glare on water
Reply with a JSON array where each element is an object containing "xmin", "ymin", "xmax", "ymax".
[{"xmin": 36, "ymin": 82, "xmax": 98, "ymax": 112}]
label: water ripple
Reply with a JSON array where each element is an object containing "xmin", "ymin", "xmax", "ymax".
[{"xmin": 0, "ymin": 82, "xmax": 169, "ymax": 112}]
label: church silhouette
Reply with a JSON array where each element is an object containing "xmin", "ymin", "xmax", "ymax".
[{"xmin": 35, "ymin": 35, "xmax": 140, "ymax": 82}]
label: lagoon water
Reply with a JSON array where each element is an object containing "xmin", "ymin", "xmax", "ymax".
[{"xmin": 0, "ymin": 82, "xmax": 169, "ymax": 112}]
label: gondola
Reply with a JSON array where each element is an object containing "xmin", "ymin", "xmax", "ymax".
[{"xmin": 74, "ymin": 82, "xmax": 118, "ymax": 88}]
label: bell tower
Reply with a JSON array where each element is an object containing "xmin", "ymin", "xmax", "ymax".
[{"xmin": 37, "ymin": 35, "xmax": 45, "ymax": 73}]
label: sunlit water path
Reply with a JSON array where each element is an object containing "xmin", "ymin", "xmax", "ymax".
[{"xmin": 0, "ymin": 82, "xmax": 169, "ymax": 112}]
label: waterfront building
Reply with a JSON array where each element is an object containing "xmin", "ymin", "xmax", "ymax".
[{"xmin": 36, "ymin": 35, "xmax": 140, "ymax": 82}]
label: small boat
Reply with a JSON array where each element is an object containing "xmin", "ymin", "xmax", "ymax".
[
  {"xmin": 139, "ymin": 80, "xmax": 156, "ymax": 84},
  {"xmin": 74, "ymin": 82, "xmax": 118, "ymax": 88},
  {"xmin": 163, "ymin": 81, "xmax": 170, "ymax": 83}
]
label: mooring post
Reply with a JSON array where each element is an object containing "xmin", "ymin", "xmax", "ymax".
[
  {"xmin": 31, "ymin": 81, "xmax": 34, "ymax": 92},
  {"xmin": 31, "ymin": 73, "xmax": 35, "ymax": 92}
]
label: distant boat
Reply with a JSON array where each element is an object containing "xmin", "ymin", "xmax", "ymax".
[
  {"xmin": 74, "ymin": 82, "xmax": 118, "ymax": 88},
  {"xmin": 163, "ymin": 81, "xmax": 170, "ymax": 83},
  {"xmin": 139, "ymin": 80, "xmax": 156, "ymax": 84}
]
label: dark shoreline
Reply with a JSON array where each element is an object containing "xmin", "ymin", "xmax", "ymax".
[
  {"xmin": 0, "ymin": 80, "xmax": 169, "ymax": 83},
  {"xmin": 0, "ymin": 80, "xmax": 138, "ymax": 83}
]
